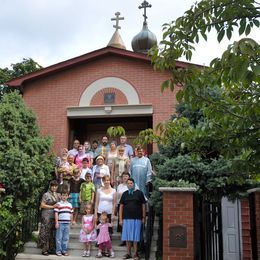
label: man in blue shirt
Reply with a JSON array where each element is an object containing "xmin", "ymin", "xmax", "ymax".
[{"xmin": 118, "ymin": 135, "xmax": 133, "ymax": 159}]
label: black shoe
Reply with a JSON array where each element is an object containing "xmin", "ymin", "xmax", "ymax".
[{"xmin": 119, "ymin": 241, "xmax": 126, "ymax": 246}]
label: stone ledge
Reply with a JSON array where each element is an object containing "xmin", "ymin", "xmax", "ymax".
[
  {"xmin": 159, "ymin": 187, "xmax": 197, "ymax": 192},
  {"xmin": 247, "ymin": 187, "xmax": 260, "ymax": 194}
]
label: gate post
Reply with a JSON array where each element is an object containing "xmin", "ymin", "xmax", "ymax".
[
  {"xmin": 159, "ymin": 187, "xmax": 197, "ymax": 260},
  {"xmin": 248, "ymin": 188, "xmax": 260, "ymax": 260},
  {"xmin": 240, "ymin": 197, "xmax": 252, "ymax": 260}
]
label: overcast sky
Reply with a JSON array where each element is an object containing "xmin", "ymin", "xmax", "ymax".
[{"xmin": 0, "ymin": 0, "xmax": 259, "ymax": 69}]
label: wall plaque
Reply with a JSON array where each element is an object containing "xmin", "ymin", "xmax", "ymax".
[{"xmin": 169, "ymin": 225, "xmax": 187, "ymax": 248}]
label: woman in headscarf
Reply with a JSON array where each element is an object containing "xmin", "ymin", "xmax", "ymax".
[
  {"xmin": 119, "ymin": 178, "xmax": 146, "ymax": 260},
  {"xmin": 37, "ymin": 180, "xmax": 60, "ymax": 256}
]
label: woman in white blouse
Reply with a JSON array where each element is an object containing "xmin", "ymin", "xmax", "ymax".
[{"xmin": 95, "ymin": 175, "xmax": 117, "ymax": 236}]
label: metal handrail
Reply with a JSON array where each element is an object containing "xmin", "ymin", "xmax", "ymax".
[
  {"xmin": 0, "ymin": 220, "xmax": 21, "ymax": 260},
  {"xmin": 144, "ymin": 182, "xmax": 155, "ymax": 260},
  {"xmin": 0, "ymin": 205, "xmax": 41, "ymax": 260},
  {"xmin": 145, "ymin": 202, "xmax": 155, "ymax": 260}
]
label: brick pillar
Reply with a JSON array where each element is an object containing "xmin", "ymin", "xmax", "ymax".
[
  {"xmin": 248, "ymin": 188, "xmax": 260, "ymax": 259},
  {"xmin": 159, "ymin": 187, "xmax": 197, "ymax": 260},
  {"xmin": 240, "ymin": 198, "xmax": 252, "ymax": 260}
]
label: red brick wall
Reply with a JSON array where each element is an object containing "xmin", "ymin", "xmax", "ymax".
[
  {"xmin": 22, "ymin": 55, "xmax": 178, "ymax": 153},
  {"xmin": 255, "ymin": 192, "xmax": 260, "ymax": 259},
  {"xmin": 162, "ymin": 190, "xmax": 195, "ymax": 260},
  {"xmin": 240, "ymin": 198, "xmax": 252, "ymax": 260}
]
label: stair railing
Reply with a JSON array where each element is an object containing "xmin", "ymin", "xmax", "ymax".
[
  {"xmin": 144, "ymin": 182, "xmax": 155, "ymax": 260},
  {"xmin": 0, "ymin": 201, "xmax": 41, "ymax": 260}
]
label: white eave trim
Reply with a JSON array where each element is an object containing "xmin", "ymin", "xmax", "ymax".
[{"xmin": 67, "ymin": 104, "xmax": 153, "ymax": 118}]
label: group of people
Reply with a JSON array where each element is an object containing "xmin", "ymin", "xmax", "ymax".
[{"xmin": 38, "ymin": 135, "xmax": 153, "ymax": 259}]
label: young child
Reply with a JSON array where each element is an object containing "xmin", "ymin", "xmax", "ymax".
[
  {"xmin": 69, "ymin": 167, "xmax": 83, "ymax": 224},
  {"xmin": 79, "ymin": 172, "xmax": 95, "ymax": 215},
  {"xmin": 54, "ymin": 190, "xmax": 73, "ymax": 256},
  {"xmin": 96, "ymin": 211, "xmax": 115, "ymax": 258},
  {"xmin": 55, "ymin": 148, "xmax": 69, "ymax": 178},
  {"xmin": 60, "ymin": 154, "xmax": 70, "ymax": 169},
  {"xmin": 57, "ymin": 155, "xmax": 72, "ymax": 188},
  {"xmin": 79, "ymin": 203, "xmax": 97, "ymax": 257},
  {"xmin": 57, "ymin": 172, "xmax": 69, "ymax": 194},
  {"xmin": 80, "ymin": 158, "xmax": 93, "ymax": 181}
]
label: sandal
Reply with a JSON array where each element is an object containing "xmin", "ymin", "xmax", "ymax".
[
  {"xmin": 123, "ymin": 254, "xmax": 132, "ymax": 259},
  {"xmin": 42, "ymin": 251, "xmax": 49, "ymax": 256},
  {"xmin": 133, "ymin": 254, "xmax": 140, "ymax": 260}
]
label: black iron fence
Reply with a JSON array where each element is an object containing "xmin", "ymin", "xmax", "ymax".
[
  {"xmin": 194, "ymin": 195, "xmax": 223, "ymax": 260},
  {"xmin": 0, "ymin": 220, "xmax": 21, "ymax": 260},
  {"xmin": 144, "ymin": 203, "xmax": 155, "ymax": 260},
  {"xmin": 143, "ymin": 183, "xmax": 155, "ymax": 260},
  {"xmin": 0, "ymin": 205, "xmax": 41, "ymax": 260}
]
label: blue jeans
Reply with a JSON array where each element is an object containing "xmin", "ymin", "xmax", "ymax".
[{"xmin": 56, "ymin": 223, "xmax": 70, "ymax": 254}]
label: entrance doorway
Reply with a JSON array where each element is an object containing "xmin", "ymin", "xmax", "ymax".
[{"xmin": 68, "ymin": 116, "xmax": 153, "ymax": 155}]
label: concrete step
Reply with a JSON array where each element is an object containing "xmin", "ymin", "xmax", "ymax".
[
  {"xmin": 33, "ymin": 225, "xmax": 158, "ymax": 242},
  {"xmin": 22, "ymin": 242, "xmax": 157, "ymax": 257},
  {"xmin": 17, "ymin": 216, "xmax": 159, "ymax": 260},
  {"xmin": 16, "ymin": 253, "xmax": 156, "ymax": 260},
  {"xmin": 16, "ymin": 253, "xmax": 127, "ymax": 259}
]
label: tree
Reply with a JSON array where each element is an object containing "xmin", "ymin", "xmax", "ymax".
[
  {"xmin": 0, "ymin": 91, "xmax": 54, "ymax": 251},
  {"xmin": 0, "ymin": 91, "xmax": 53, "ymax": 206},
  {"xmin": 106, "ymin": 126, "xmax": 126, "ymax": 139},
  {"xmin": 0, "ymin": 58, "xmax": 42, "ymax": 99},
  {"xmin": 148, "ymin": 0, "xmax": 260, "ymax": 183}
]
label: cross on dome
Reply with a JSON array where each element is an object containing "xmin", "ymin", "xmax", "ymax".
[
  {"xmin": 138, "ymin": 0, "xmax": 152, "ymax": 24},
  {"xmin": 111, "ymin": 12, "xmax": 124, "ymax": 30}
]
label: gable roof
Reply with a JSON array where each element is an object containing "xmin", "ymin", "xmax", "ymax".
[{"xmin": 7, "ymin": 46, "xmax": 199, "ymax": 88}]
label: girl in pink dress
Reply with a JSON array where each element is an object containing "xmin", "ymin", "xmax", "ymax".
[
  {"xmin": 79, "ymin": 203, "xmax": 97, "ymax": 257},
  {"xmin": 96, "ymin": 212, "xmax": 115, "ymax": 258}
]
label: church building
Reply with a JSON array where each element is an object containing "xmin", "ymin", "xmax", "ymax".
[{"xmin": 7, "ymin": 3, "xmax": 194, "ymax": 154}]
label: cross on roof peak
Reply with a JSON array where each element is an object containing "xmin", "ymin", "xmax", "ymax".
[
  {"xmin": 111, "ymin": 12, "xmax": 124, "ymax": 30},
  {"xmin": 138, "ymin": 0, "xmax": 152, "ymax": 24}
]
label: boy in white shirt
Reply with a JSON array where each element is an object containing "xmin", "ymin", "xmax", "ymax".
[{"xmin": 55, "ymin": 191, "xmax": 73, "ymax": 256}]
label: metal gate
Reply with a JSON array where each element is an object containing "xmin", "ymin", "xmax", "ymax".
[{"xmin": 195, "ymin": 195, "xmax": 223, "ymax": 260}]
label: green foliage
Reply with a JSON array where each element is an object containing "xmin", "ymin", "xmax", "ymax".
[
  {"xmin": 0, "ymin": 196, "xmax": 19, "ymax": 257},
  {"xmin": 0, "ymin": 91, "xmax": 54, "ymax": 209},
  {"xmin": 146, "ymin": 0, "xmax": 259, "ymax": 196},
  {"xmin": 0, "ymin": 196, "xmax": 19, "ymax": 236},
  {"xmin": 151, "ymin": 0, "xmax": 260, "ymax": 71},
  {"xmin": 0, "ymin": 58, "xmax": 42, "ymax": 99},
  {"xmin": 151, "ymin": 177, "xmax": 198, "ymax": 216},
  {"xmin": 0, "ymin": 91, "xmax": 54, "ymax": 255},
  {"xmin": 144, "ymin": 0, "xmax": 260, "ymax": 217},
  {"xmin": 106, "ymin": 126, "xmax": 126, "ymax": 138},
  {"xmin": 0, "ymin": 58, "xmax": 42, "ymax": 84}
]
